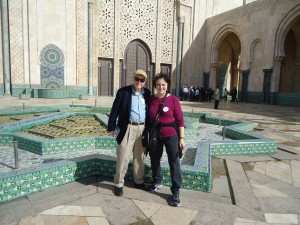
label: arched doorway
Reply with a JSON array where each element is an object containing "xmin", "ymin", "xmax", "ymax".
[
  {"xmin": 216, "ymin": 32, "xmax": 241, "ymax": 97},
  {"xmin": 279, "ymin": 18, "xmax": 300, "ymax": 93},
  {"xmin": 121, "ymin": 40, "xmax": 153, "ymax": 89}
]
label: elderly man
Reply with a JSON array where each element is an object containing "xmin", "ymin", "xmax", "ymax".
[{"xmin": 107, "ymin": 70, "xmax": 151, "ymax": 196}]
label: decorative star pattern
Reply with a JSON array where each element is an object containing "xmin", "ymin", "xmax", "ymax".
[
  {"xmin": 97, "ymin": 0, "xmax": 175, "ymax": 63},
  {"xmin": 161, "ymin": 0, "xmax": 175, "ymax": 63},
  {"xmin": 98, "ymin": 0, "xmax": 114, "ymax": 58},
  {"xmin": 120, "ymin": 0, "xmax": 157, "ymax": 61}
]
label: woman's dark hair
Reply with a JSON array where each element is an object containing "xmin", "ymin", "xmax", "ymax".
[{"xmin": 152, "ymin": 73, "xmax": 171, "ymax": 92}]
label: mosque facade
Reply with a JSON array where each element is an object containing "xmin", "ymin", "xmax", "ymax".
[{"xmin": 0, "ymin": 0, "xmax": 299, "ymax": 106}]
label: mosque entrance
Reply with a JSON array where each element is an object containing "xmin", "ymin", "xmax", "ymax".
[
  {"xmin": 122, "ymin": 40, "xmax": 153, "ymax": 89},
  {"xmin": 216, "ymin": 32, "xmax": 241, "ymax": 97},
  {"xmin": 279, "ymin": 18, "xmax": 300, "ymax": 93}
]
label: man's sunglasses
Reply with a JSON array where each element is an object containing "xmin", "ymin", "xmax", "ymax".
[{"xmin": 134, "ymin": 77, "xmax": 145, "ymax": 83}]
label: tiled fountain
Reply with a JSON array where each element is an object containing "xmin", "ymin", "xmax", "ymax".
[{"xmin": 0, "ymin": 105, "xmax": 277, "ymax": 203}]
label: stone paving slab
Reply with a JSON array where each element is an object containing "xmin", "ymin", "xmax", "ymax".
[
  {"xmin": 278, "ymin": 144, "xmax": 300, "ymax": 154},
  {"xmin": 215, "ymin": 155, "xmax": 274, "ymax": 163},
  {"xmin": 271, "ymin": 150, "xmax": 300, "ymax": 160},
  {"xmin": 246, "ymin": 170, "xmax": 300, "ymax": 199},
  {"xmin": 0, "ymin": 97, "xmax": 299, "ymax": 225},
  {"xmin": 0, "ymin": 177, "xmax": 98, "ymax": 225},
  {"xmin": 258, "ymin": 197, "xmax": 300, "ymax": 214},
  {"xmin": 226, "ymin": 159, "xmax": 264, "ymax": 220}
]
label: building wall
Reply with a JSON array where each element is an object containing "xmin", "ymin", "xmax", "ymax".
[
  {"xmin": 189, "ymin": 0, "xmax": 298, "ymax": 92},
  {"xmin": 1, "ymin": 0, "xmax": 299, "ymax": 106},
  {"xmin": 0, "ymin": 2, "xmax": 3, "ymax": 92}
]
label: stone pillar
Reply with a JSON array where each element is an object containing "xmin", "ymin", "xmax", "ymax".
[
  {"xmin": 88, "ymin": 1, "xmax": 93, "ymax": 96},
  {"xmin": 203, "ymin": 72, "xmax": 210, "ymax": 89},
  {"xmin": 210, "ymin": 63, "xmax": 218, "ymax": 89},
  {"xmin": 175, "ymin": 16, "xmax": 185, "ymax": 97},
  {"xmin": 263, "ymin": 69, "xmax": 273, "ymax": 104},
  {"xmin": 240, "ymin": 70, "xmax": 249, "ymax": 102},
  {"xmin": 1, "ymin": 0, "xmax": 11, "ymax": 95},
  {"xmin": 272, "ymin": 56, "xmax": 283, "ymax": 93}
]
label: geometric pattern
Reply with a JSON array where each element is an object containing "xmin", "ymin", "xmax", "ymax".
[
  {"xmin": 40, "ymin": 44, "xmax": 65, "ymax": 88},
  {"xmin": 161, "ymin": 0, "xmax": 175, "ymax": 63},
  {"xmin": 119, "ymin": 0, "xmax": 157, "ymax": 61},
  {"xmin": 97, "ymin": 0, "xmax": 175, "ymax": 63},
  {"xmin": 77, "ymin": 1, "xmax": 88, "ymax": 86},
  {"xmin": 97, "ymin": 0, "xmax": 114, "ymax": 58},
  {"xmin": 8, "ymin": 0, "xmax": 24, "ymax": 84}
]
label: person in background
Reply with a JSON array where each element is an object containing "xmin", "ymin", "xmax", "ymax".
[
  {"xmin": 107, "ymin": 70, "xmax": 151, "ymax": 196},
  {"xmin": 231, "ymin": 87, "xmax": 238, "ymax": 103},
  {"xmin": 224, "ymin": 88, "xmax": 228, "ymax": 101},
  {"xmin": 214, "ymin": 85, "xmax": 220, "ymax": 109},
  {"xmin": 148, "ymin": 73, "xmax": 185, "ymax": 207}
]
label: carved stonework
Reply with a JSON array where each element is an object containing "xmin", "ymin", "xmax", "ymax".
[
  {"xmin": 161, "ymin": 0, "xmax": 175, "ymax": 63},
  {"xmin": 77, "ymin": 0, "xmax": 88, "ymax": 86},
  {"xmin": 119, "ymin": 0, "xmax": 157, "ymax": 62},
  {"xmin": 244, "ymin": 4, "xmax": 254, "ymax": 22},
  {"xmin": 98, "ymin": 0, "xmax": 114, "ymax": 58},
  {"xmin": 268, "ymin": 0, "xmax": 277, "ymax": 16},
  {"xmin": 9, "ymin": 0, "xmax": 24, "ymax": 83}
]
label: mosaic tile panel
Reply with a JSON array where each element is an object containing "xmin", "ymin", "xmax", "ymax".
[
  {"xmin": 0, "ymin": 133, "xmax": 13, "ymax": 145},
  {"xmin": 0, "ymin": 158, "xmax": 97, "ymax": 202},
  {"xmin": 9, "ymin": 86, "xmax": 90, "ymax": 98},
  {"xmin": 0, "ymin": 143, "xmax": 211, "ymax": 203},
  {"xmin": 40, "ymin": 44, "xmax": 65, "ymax": 88},
  {"xmin": 210, "ymin": 140, "xmax": 277, "ymax": 156}
]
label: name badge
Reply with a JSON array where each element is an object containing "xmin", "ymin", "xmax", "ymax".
[{"xmin": 163, "ymin": 107, "xmax": 169, "ymax": 112}]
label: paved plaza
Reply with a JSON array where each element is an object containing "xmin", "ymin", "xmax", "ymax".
[{"xmin": 0, "ymin": 95, "xmax": 300, "ymax": 225}]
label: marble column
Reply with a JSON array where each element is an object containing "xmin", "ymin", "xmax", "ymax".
[
  {"xmin": 263, "ymin": 69, "xmax": 273, "ymax": 104},
  {"xmin": 272, "ymin": 56, "xmax": 283, "ymax": 93},
  {"xmin": 1, "ymin": 0, "xmax": 11, "ymax": 95},
  {"xmin": 175, "ymin": 16, "xmax": 185, "ymax": 97},
  {"xmin": 210, "ymin": 63, "xmax": 218, "ymax": 89},
  {"xmin": 241, "ymin": 70, "xmax": 249, "ymax": 102}
]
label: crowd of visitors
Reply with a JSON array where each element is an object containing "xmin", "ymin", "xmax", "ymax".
[{"xmin": 180, "ymin": 85, "xmax": 238, "ymax": 104}]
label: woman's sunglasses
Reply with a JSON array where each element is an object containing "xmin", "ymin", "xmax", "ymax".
[{"xmin": 134, "ymin": 77, "xmax": 145, "ymax": 83}]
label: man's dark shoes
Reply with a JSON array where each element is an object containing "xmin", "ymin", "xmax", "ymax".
[
  {"xmin": 134, "ymin": 182, "xmax": 147, "ymax": 190},
  {"xmin": 114, "ymin": 186, "xmax": 123, "ymax": 196},
  {"xmin": 169, "ymin": 194, "xmax": 181, "ymax": 207}
]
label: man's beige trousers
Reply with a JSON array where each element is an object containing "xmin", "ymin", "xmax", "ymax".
[{"xmin": 114, "ymin": 124, "xmax": 145, "ymax": 187}]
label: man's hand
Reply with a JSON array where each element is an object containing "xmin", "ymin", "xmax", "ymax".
[{"xmin": 110, "ymin": 131, "xmax": 116, "ymax": 137}]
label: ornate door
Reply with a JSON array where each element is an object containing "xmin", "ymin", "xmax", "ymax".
[
  {"xmin": 98, "ymin": 58, "xmax": 113, "ymax": 96},
  {"xmin": 122, "ymin": 40, "xmax": 152, "ymax": 89}
]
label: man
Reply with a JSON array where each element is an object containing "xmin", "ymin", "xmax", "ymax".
[
  {"xmin": 214, "ymin": 85, "xmax": 220, "ymax": 109},
  {"xmin": 107, "ymin": 70, "xmax": 151, "ymax": 196}
]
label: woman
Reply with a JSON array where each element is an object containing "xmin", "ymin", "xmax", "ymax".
[{"xmin": 148, "ymin": 73, "xmax": 185, "ymax": 207}]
